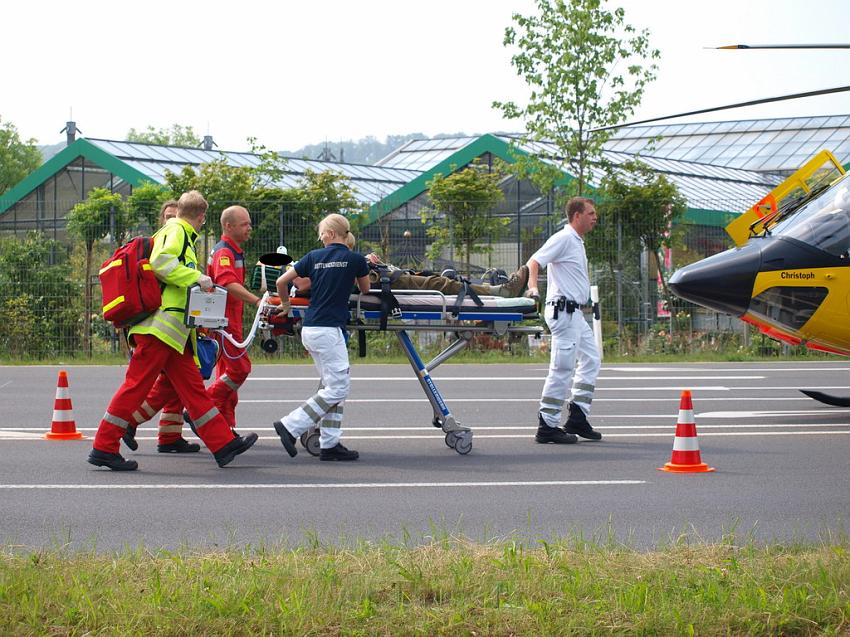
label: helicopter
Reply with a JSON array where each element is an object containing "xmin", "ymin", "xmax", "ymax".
[
  {"xmin": 668, "ymin": 149, "xmax": 850, "ymax": 405},
  {"xmin": 594, "ymin": 42, "xmax": 850, "ymax": 406}
]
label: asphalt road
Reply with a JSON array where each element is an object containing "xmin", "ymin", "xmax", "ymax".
[{"xmin": 1, "ymin": 362, "xmax": 849, "ymax": 551}]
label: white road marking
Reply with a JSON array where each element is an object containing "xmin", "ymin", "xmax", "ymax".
[
  {"xmin": 3, "ymin": 429, "xmax": 848, "ymax": 442},
  {"xmin": 239, "ymin": 388, "xmax": 850, "ymax": 402},
  {"xmin": 601, "ymin": 367, "xmax": 850, "ymax": 373},
  {"xmin": 248, "ymin": 376, "xmax": 764, "ymax": 382},
  {"xmin": 329, "ymin": 431, "xmax": 850, "ymax": 440},
  {"xmin": 699, "ymin": 409, "xmax": 850, "ymax": 418},
  {"xmin": 6, "ymin": 421, "xmax": 850, "ymax": 434},
  {"xmin": 0, "ymin": 480, "xmax": 646, "ymax": 490}
]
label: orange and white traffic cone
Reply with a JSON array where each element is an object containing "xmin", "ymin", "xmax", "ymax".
[
  {"xmin": 658, "ymin": 389, "xmax": 714, "ymax": 473},
  {"xmin": 45, "ymin": 370, "xmax": 84, "ymax": 440}
]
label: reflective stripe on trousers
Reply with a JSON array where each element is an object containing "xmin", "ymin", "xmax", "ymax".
[
  {"xmin": 279, "ymin": 326, "xmax": 350, "ymax": 449},
  {"xmin": 538, "ymin": 306, "xmax": 601, "ymax": 428}
]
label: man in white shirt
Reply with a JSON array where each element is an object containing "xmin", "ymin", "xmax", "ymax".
[{"xmin": 526, "ymin": 197, "xmax": 603, "ymax": 444}]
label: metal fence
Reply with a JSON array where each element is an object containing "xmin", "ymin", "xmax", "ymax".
[{"xmin": 0, "ymin": 198, "xmax": 793, "ymax": 361}]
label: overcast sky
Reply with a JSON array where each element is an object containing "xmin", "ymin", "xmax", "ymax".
[{"xmin": 3, "ymin": 0, "xmax": 850, "ymax": 153}]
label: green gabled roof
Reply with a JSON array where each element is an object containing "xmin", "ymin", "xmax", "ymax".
[
  {"xmin": 0, "ymin": 138, "xmax": 154, "ymax": 215},
  {"xmin": 363, "ymin": 134, "xmax": 572, "ymax": 225},
  {"xmin": 365, "ymin": 133, "xmax": 765, "ymax": 229}
]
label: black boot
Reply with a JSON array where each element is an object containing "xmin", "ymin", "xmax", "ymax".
[
  {"xmin": 319, "ymin": 443, "xmax": 359, "ymax": 461},
  {"xmin": 564, "ymin": 403, "xmax": 602, "ymax": 440},
  {"xmin": 182, "ymin": 410, "xmax": 198, "ymax": 437},
  {"xmin": 88, "ymin": 449, "xmax": 138, "ymax": 471},
  {"xmin": 122, "ymin": 425, "xmax": 138, "ymax": 451},
  {"xmin": 535, "ymin": 413, "xmax": 577, "ymax": 444},
  {"xmin": 158, "ymin": 437, "xmax": 201, "ymax": 453},
  {"xmin": 214, "ymin": 433, "xmax": 258, "ymax": 467},
  {"xmin": 273, "ymin": 420, "xmax": 298, "ymax": 457}
]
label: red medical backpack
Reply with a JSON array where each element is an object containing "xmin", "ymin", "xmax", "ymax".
[{"xmin": 99, "ymin": 236, "xmax": 162, "ymax": 329}]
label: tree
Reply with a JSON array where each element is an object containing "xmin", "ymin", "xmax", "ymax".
[
  {"xmin": 493, "ymin": 0, "xmax": 659, "ymax": 195},
  {"xmin": 0, "ymin": 117, "xmax": 41, "ymax": 196},
  {"xmin": 66, "ymin": 188, "xmax": 127, "ymax": 355},
  {"xmin": 256, "ymin": 169, "xmax": 367, "ymax": 259},
  {"xmin": 421, "ymin": 162, "xmax": 507, "ymax": 276},
  {"xmin": 0, "ymin": 232, "xmax": 79, "ymax": 359},
  {"xmin": 586, "ymin": 159, "xmax": 686, "ymax": 328},
  {"xmin": 126, "ymin": 124, "xmax": 201, "ymax": 147},
  {"xmin": 163, "ymin": 159, "xmax": 254, "ymax": 238},
  {"xmin": 247, "ymin": 137, "xmax": 289, "ymax": 187},
  {"xmin": 126, "ymin": 181, "xmax": 172, "ymax": 230}
]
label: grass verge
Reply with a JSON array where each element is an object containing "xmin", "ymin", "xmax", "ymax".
[{"xmin": 2, "ymin": 538, "xmax": 848, "ymax": 635}]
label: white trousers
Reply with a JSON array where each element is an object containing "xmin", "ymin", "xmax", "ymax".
[
  {"xmin": 539, "ymin": 306, "xmax": 601, "ymax": 428},
  {"xmin": 281, "ymin": 326, "xmax": 350, "ymax": 449}
]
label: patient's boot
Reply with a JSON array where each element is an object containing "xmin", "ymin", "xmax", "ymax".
[{"xmin": 494, "ymin": 265, "xmax": 529, "ymax": 298}]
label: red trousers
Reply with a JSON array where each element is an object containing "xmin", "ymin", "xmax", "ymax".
[
  {"xmin": 208, "ymin": 331, "xmax": 251, "ymax": 429},
  {"xmin": 132, "ymin": 374, "xmax": 188, "ymax": 445},
  {"xmin": 94, "ymin": 334, "xmax": 235, "ymax": 454}
]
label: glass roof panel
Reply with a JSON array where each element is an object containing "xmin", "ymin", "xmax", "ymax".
[
  {"xmin": 694, "ymin": 122, "xmax": 721, "ymax": 134},
  {"xmin": 825, "ymin": 115, "xmax": 849, "ymax": 127}
]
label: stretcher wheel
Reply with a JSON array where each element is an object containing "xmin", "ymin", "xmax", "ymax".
[
  {"xmin": 260, "ymin": 338, "xmax": 278, "ymax": 353},
  {"xmin": 453, "ymin": 431, "xmax": 473, "ymax": 455},
  {"xmin": 444, "ymin": 431, "xmax": 457, "ymax": 449},
  {"xmin": 300, "ymin": 430, "xmax": 320, "ymax": 456},
  {"xmin": 432, "ymin": 416, "xmax": 442, "ymax": 429}
]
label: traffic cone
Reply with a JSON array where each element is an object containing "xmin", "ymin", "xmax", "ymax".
[
  {"xmin": 45, "ymin": 370, "xmax": 84, "ymax": 440},
  {"xmin": 658, "ymin": 389, "xmax": 714, "ymax": 473}
]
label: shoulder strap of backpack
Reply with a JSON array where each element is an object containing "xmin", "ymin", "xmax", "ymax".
[{"xmin": 152, "ymin": 225, "xmax": 192, "ymax": 264}]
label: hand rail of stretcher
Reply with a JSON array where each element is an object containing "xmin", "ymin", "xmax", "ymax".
[
  {"xmin": 220, "ymin": 289, "xmax": 543, "ymax": 348},
  {"xmin": 217, "ymin": 291, "xmax": 271, "ymax": 349}
]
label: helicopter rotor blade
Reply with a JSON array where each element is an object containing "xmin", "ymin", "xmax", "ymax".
[
  {"xmin": 714, "ymin": 43, "xmax": 850, "ymax": 49},
  {"xmin": 800, "ymin": 389, "xmax": 850, "ymax": 407},
  {"xmin": 593, "ymin": 85, "xmax": 850, "ymax": 132}
]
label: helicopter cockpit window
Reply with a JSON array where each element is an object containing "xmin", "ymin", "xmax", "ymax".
[
  {"xmin": 749, "ymin": 286, "xmax": 828, "ymax": 331},
  {"xmin": 772, "ymin": 176, "xmax": 850, "ymax": 258}
]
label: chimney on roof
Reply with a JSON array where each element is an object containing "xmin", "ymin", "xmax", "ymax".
[
  {"xmin": 202, "ymin": 135, "xmax": 217, "ymax": 151},
  {"xmin": 317, "ymin": 141, "xmax": 336, "ymax": 162},
  {"xmin": 60, "ymin": 121, "xmax": 80, "ymax": 146}
]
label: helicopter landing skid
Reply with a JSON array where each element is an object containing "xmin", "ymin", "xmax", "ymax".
[{"xmin": 800, "ymin": 389, "xmax": 850, "ymax": 407}]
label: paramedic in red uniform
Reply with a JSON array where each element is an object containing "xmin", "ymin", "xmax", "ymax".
[
  {"xmin": 88, "ymin": 190, "xmax": 258, "ymax": 471},
  {"xmin": 122, "ymin": 199, "xmax": 201, "ymax": 454},
  {"xmin": 207, "ymin": 205, "xmax": 263, "ymax": 432}
]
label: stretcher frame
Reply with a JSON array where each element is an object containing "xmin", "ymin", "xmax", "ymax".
[{"xmin": 219, "ymin": 289, "xmax": 544, "ymax": 456}]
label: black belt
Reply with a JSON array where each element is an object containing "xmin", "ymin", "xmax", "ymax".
[{"xmin": 547, "ymin": 297, "xmax": 585, "ymax": 319}]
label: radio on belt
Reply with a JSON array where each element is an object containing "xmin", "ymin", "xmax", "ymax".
[{"xmin": 184, "ymin": 284, "xmax": 229, "ymax": 328}]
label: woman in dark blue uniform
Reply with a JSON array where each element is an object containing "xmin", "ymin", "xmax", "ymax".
[{"xmin": 272, "ymin": 214, "xmax": 371, "ymax": 461}]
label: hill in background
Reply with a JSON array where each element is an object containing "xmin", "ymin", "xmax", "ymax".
[{"xmin": 282, "ymin": 131, "xmax": 482, "ymax": 164}]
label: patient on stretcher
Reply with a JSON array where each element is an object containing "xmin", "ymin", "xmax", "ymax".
[
  {"xmin": 259, "ymin": 238, "xmax": 536, "ymax": 331},
  {"xmin": 288, "ymin": 253, "xmax": 529, "ymax": 298},
  {"xmin": 363, "ymin": 253, "xmax": 530, "ymax": 299}
]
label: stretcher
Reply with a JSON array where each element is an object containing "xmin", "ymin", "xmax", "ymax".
[
  {"xmin": 196, "ymin": 286, "xmax": 544, "ymax": 456},
  {"xmin": 285, "ymin": 290, "xmax": 541, "ymax": 455}
]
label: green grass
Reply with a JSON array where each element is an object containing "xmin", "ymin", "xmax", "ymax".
[{"xmin": 2, "ymin": 538, "xmax": 848, "ymax": 635}]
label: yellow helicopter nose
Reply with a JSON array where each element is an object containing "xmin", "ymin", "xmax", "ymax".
[{"xmin": 668, "ymin": 242, "xmax": 761, "ymax": 316}]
